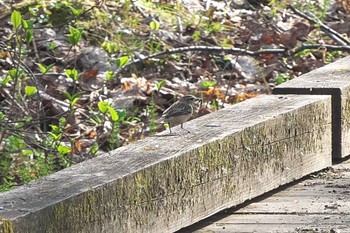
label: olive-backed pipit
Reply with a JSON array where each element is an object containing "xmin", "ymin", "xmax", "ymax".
[{"xmin": 158, "ymin": 95, "xmax": 201, "ymax": 134}]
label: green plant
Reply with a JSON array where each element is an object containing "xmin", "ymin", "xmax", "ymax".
[
  {"xmin": 97, "ymin": 101, "xmax": 127, "ymax": 150},
  {"xmin": 98, "ymin": 101, "xmax": 120, "ymax": 122},
  {"xmin": 205, "ymin": 22, "xmax": 221, "ymax": 33},
  {"xmin": 65, "ymin": 68, "xmax": 80, "ymax": 91},
  {"xmin": 37, "ymin": 63, "xmax": 55, "ymax": 75},
  {"xmin": 45, "ymin": 118, "xmax": 72, "ymax": 167},
  {"xmin": 0, "ymin": 178, "xmax": 16, "ymax": 192},
  {"xmin": 106, "ymin": 71, "xmax": 116, "ymax": 81},
  {"xmin": 67, "ymin": 26, "xmax": 83, "ymax": 46},
  {"xmin": 102, "ymin": 40, "xmax": 120, "ymax": 53},
  {"xmin": 1, "ymin": 6, "xmax": 140, "ymax": 192},
  {"xmin": 292, "ymin": 0, "xmax": 330, "ymax": 22},
  {"xmin": 115, "ymin": 56, "xmax": 129, "ymax": 69},
  {"xmin": 147, "ymin": 99, "xmax": 158, "ymax": 134},
  {"xmin": 325, "ymin": 50, "xmax": 343, "ymax": 63},
  {"xmin": 210, "ymin": 98, "xmax": 220, "ymax": 111},
  {"xmin": 155, "ymin": 80, "xmax": 166, "ymax": 92},
  {"xmin": 150, "ymin": 20, "xmax": 160, "ymax": 31},
  {"xmin": 148, "ymin": 40, "xmax": 163, "ymax": 54},
  {"xmin": 200, "ymin": 80, "xmax": 217, "ymax": 88},
  {"xmin": 24, "ymin": 85, "xmax": 37, "ymax": 97},
  {"xmin": 0, "ymin": 133, "xmax": 59, "ymax": 192},
  {"xmin": 275, "ymin": 73, "xmax": 291, "ymax": 85},
  {"xmin": 192, "ymin": 30, "xmax": 201, "ymax": 41}
]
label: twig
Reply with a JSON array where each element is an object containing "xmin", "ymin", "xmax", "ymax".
[
  {"xmin": 115, "ymin": 44, "xmax": 350, "ymax": 75},
  {"xmin": 1, "ymin": 87, "xmax": 30, "ymax": 117},
  {"xmin": 292, "ymin": 44, "xmax": 350, "ymax": 54},
  {"xmin": 115, "ymin": 46, "xmax": 286, "ymax": 75},
  {"xmin": 288, "ymin": 5, "xmax": 350, "ymax": 46}
]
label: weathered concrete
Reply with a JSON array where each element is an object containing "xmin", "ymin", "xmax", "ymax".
[
  {"xmin": 0, "ymin": 95, "xmax": 332, "ymax": 233},
  {"xmin": 273, "ymin": 56, "xmax": 350, "ymax": 159}
]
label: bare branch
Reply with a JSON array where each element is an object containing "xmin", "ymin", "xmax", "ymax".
[
  {"xmin": 115, "ymin": 44, "xmax": 350, "ymax": 76},
  {"xmin": 288, "ymin": 5, "xmax": 350, "ymax": 46}
]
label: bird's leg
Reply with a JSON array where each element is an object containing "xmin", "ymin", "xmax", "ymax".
[
  {"xmin": 181, "ymin": 123, "xmax": 190, "ymax": 134},
  {"xmin": 168, "ymin": 123, "xmax": 172, "ymax": 134}
]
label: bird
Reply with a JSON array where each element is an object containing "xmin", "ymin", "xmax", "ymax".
[{"xmin": 158, "ymin": 95, "xmax": 201, "ymax": 134}]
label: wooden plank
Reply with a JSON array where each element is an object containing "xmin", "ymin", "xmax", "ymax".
[
  {"xmin": 273, "ymin": 56, "xmax": 350, "ymax": 159},
  {"xmin": 179, "ymin": 214, "xmax": 350, "ymax": 233},
  {"xmin": 0, "ymin": 95, "xmax": 332, "ymax": 233},
  {"xmin": 179, "ymin": 162, "xmax": 350, "ymax": 233}
]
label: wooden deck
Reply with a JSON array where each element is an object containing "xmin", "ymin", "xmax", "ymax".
[{"xmin": 178, "ymin": 159, "xmax": 350, "ymax": 233}]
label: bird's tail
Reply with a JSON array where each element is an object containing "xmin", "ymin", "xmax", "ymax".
[{"xmin": 156, "ymin": 117, "xmax": 165, "ymax": 124}]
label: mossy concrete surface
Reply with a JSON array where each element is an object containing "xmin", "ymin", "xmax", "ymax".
[
  {"xmin": 273, "ymin": 56, "xmax": 350, "ymax": 159},
  {"xmin": 0, "ymin": 95, "xmax": 332, "ymax": 233}
]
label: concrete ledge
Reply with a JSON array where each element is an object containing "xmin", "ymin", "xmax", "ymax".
[
  {"xmin": 0, "ymin": 94, "xmax": 332, "ymax": 233},
  {"xmin": 273, "ymin": 56, "xmax": 350, "ymax": 159}
]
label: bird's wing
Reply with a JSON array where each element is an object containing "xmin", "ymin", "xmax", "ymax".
[{"xmin": 162, "ymin": 101, "xmax": 193, "ymax": 118}]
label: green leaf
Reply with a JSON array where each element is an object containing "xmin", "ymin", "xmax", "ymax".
[
  {"xmin": 276, "ymin": 76, "xmax": 286, "ymax": 85},
  {"xmin": 46, "ymin": 63, "xmax": 55, "ymax": 73},
  {"xmin": 107, "ymin": 106, "xmax": 119, "ymax": 122},
  {"xmin": 57, "ymin": 145, "xmax": 71, "ymax": 155},
  {"xmin": 22, "ymin": 149, "xmax": 34, "ymax": 157},
  {"xmin": 11, "ymin": 10, "xmax": 22, "ymax": 30},
  {"xmin": 102, "ymin": 41, "xmax": 120, "ymax": 53},
  {"xmin": 1, "ymin": 75, "xmax": 11, "ymax": 86},
  {"xmin": 24, "ymin": 116, "xmax": 32, "ymax": 122},
  {"xmin": 50, "ymin": 125, "xmax": 59, "ymax": 132},
  {"xmin": 210, "ymin": 22, "xmax": 221, "ymax": 32},
  {"xmin": 65, "ymin": 68, "xmax": 79, "ymax": 81},
  {"xmin": 70, "ymin": 97, "xmax": 79, "ymax": 107},
  {"xmin": 150, "ymin": 20, "xmax": 160, "ymax": 30},
  {"xmin": 275, "ymin": 73, "xmax": 290, "ymax": 85},
  {"xmin": 88, "ymin": 114, "xmax": 103, "ymax": 125},
  {"xmin": 155, "ymin": 80, "xmax": 166, "ymax": 91},
  {"xmin": 62, "ymin": 91, "xmax": 72, "ymax": 101},
  {"xmin": 61, "ymin": 91, "xmax": 81, "ymax": 107},
  {"xmin": 67, "ymin": 26, "xmax": 83, "ymax": 45},
  {"xmin": 48, "ymin": 132, "xmax": 61, "ymax": 141},
  {"xmin": 0, "ymin": 112, "xmax": 6, "ymax": 121},
  {"xmin": 37, "ymin": 63, "xmax": 55, "ymax": 74},
  {"xmin": 200, "ymin": 80, "xmax": 217, "ymax": 88},
  {"xmin": 25, "ymin": 86, "xmax": 37, "ymax": 96},
  {"xmin": 8, "ymin": 68, "xmax": 22, "ymax": 79},
  {"xmin": 29, "ymin": 7, "xmax": 39, "ymax": 16},
  {"xmin": 106, "ymin": 71, "xmax": 115, "ymax": 81},
  {"xmin": 25, "ymin": 29, "xmax": 33, "ymax": 43},
  {"xmin": 117, "ymin": 109, "xmax": 126, "ymax": 119},
  {"xmin": 36, "ymin": 63, "xmax": 46, "ymax": 73},
  {"xmin": 91, "ymin": 142, "xmax": 99, "ymax": 156},
  {"xmin": 58, "ymin": 117, "xmax": 67, "ymax": 128},
  {"xmin": 98, "ymin": 101, "xmax": 109, "ymax": 114},
  {"xmin": 192, "ymin": 30, "xmax": 201, "ymax": 41},
  {"xmin": 22, "ymin": 19, "xmax": 28, "ymax": 29},
  {"xmin": 48, "ymin": 42, "xmax": 57, "ymax": 50},
  {"xmin": 67, "ymin": 5, "xmax": 83, "ymax": 17},
  {"xmin": 9, "ymin": 135, "xmax": 25, "ymax": 150},
  {"xmin": 115, "ymin": 56, "xmax": 129, "ymax": 68}
]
